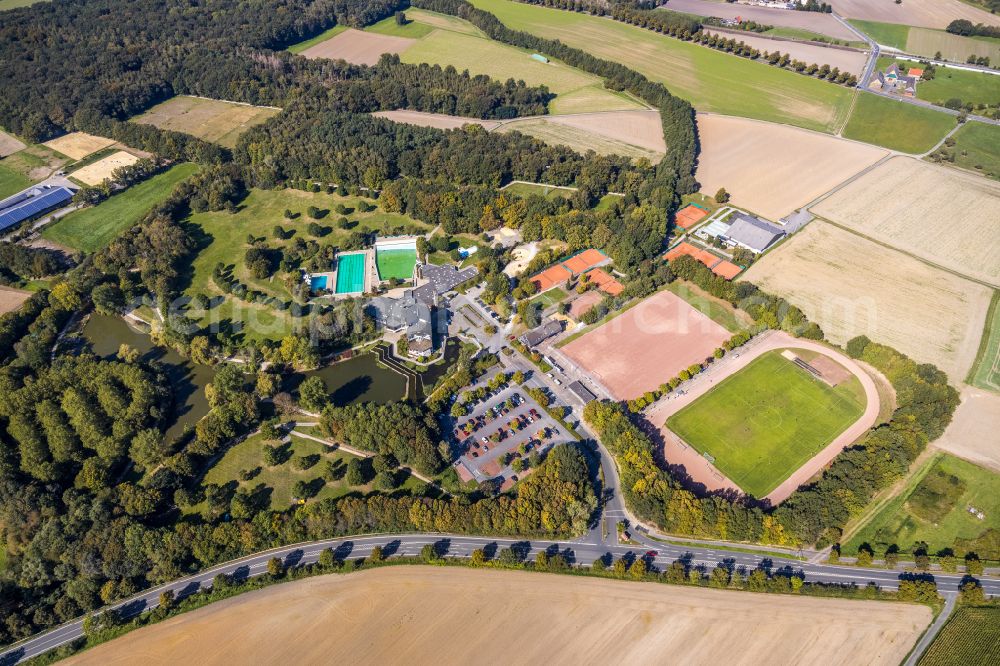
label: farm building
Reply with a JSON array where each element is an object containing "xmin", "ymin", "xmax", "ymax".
[
  {"xmin": 530, "ymin": 248, "xmax": 611, "ymax": 292},
  {"xmin": 721, "ymin": 213, "xmax": 785, "ymax": 253},
  {"xmin": 869, "ymin": 63, "xmax": 918, "ymax": 97},
  {"xmin": 519, "ymin": 319, "xmax": 563, "ymax": 348},
  {"xmin": 369, "ymin": 293, "xmax": 434, "ymax": 356},
  {"xmin": 674, "ymin": 204, "xmax": 709, "ymax": 230},
  {"xmin": 0, "ymin": 185, "xmax": 75, "ymax": 232}
]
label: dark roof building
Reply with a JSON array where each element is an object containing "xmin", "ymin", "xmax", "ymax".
[
  {"xmin": 0, "ymin": 185, "xmax": 74, "ymax": 232},
  {"xmin": 411, "ymin": 263, "xmax": 478, "ymax": 307},
  {"xmin": 369, "ymin": 293, "xmax": 434, "ymax": 355},
  {"xmin": 567, "ymin": 380, "xmax": 596, "ymax": 404},
  {"xmin": 721, "ymin": 213, "xmax": 785, "ymax": 253},
  {"xmin": 518, "ymin": 319, "xmax": 562, "ymax": 348}
]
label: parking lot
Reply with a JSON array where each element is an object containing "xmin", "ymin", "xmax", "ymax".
[{"xmin": 452, "ymin": 382, "xmax": 565, "ymax": 484}]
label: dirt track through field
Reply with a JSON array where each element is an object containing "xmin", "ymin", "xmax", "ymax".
[
  {"xmin": 695, "ymin": 113, "xmax": 887, "ymax": 220},
  {"xmin": 63, "ymin": 567, "xmax": 930, "ymax": 666},
  {"xmin": 743, "ymin": 222, "xmax": 993, "ymax": 383},
  {"xmin": 372, "ymin": 110, "xmax": 501, "ymax": 130},
  {"xmin": 301, "ymin": 28, "xmax": 416, "ymax": 65},
  {"xmin": 812, "ymin": 156, "xmax": 1000, "ymax": 287},
  {"xmin": 830, "ymin": 0, "xmax": 1000, "ymax": 29},
  {"xmin": 646, "ymin": 330, "xmax": 879, "ymax": 504},
  {"xmin": 562, "ymin": 289, "xmax": 730, "ymax": 401},
  {"xmin": 666, "ymin": 0, "xmax": 858, "ymax": 41},
  {"xmin": 0, "ymin": 286, "xmax": 31, "ymax": 315},
  {"xmin": 704, "ymin": 29, "xmax": 867, "ymax": 75},
  {"xmin": 934, "ymin": 386, "xmax": 1000, "ymax": 473}
]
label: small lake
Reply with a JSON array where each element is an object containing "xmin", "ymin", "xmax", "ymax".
[{"xmin": 292, "ymin": 354, "xmax": 408, "ymax": 406}]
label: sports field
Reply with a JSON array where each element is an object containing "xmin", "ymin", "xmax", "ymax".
[
  {"xmin": 132, "ymin": 96, "xmax": 280, "ymax": 149},
  {"xmin": 920, "ymin": 607, "xmax": 1000, "ymax": 666},
  {"xmin": 968, "ymin": 291, "xmax": 1000, "ymax": 391},
  {"xmin": 943, "ymin": 118, "xmax": 1000, "ymax": 181},
  {"xmin": 375, "ymin": 248, "xmax": 417, "ymax": 281},
  {"xmin": 666, "ymin": 350, "xmax": 866, "ymax": 498},
  {"xmin": 42, "ymin": 163, "xmax": 199, "ymax": 251},
  {"xmin": 841, "ymin": 93, "xmax": 955, "ymax": 153},
  {"xmin": 843, "ymin": 453, "xmax": 1000, "ymax": 560},
  {"xmin": 470, "ymin": 0, "xmax": 855, "ymax": 133},
  {"xmin": 336, "ymin": 252, "xmax": 366, "ymax": 293}
]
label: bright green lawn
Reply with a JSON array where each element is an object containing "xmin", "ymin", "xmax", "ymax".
[
  {"xmin": 967, "ymin": 290, "xmax": 1000, "ymax": 392},
  {"xmin": 42, "ymin": 163, "xmax": 199, "ymax": 251},
  {"xmin": 184, "ymin": 188, "xmax": 429, "ymax": 341},
  {"xmin": 919, "ymin": 607, "xmax": 1000, "ymax": 666},
  {"xmin": 470, "ymin": 0, "xmax": 855, "ymax": 132},
  {"xmin": 366, "ymin": 15, "xmax": 434, "ymax": 38},
  {"xmin": 878, "ymin": 56, "xmax": 1000, "ymax": 106},
  {"xmin": 666, "ymin": 350, "xmax": 866, "ymax": 498},
  {"xmin": 844, "ymin": 453, "xmax": 1000, "ymax": 559},
  {"xmin": 375, "ymin": 248, "xmax": 417, "ymax": 281},
  {"xmin": 286, "ymin": 25, "xmax": 346, "ymax": 54},
  {"xmin": 842, "ymin": 93, "xmax": 956, "ymax": 153},
  {"xmin": 530, "ymin": 286, "xmax": 568, "ymax": 309},
  {"xmin": 848, "ymin": 19, "xmax": 909, "ymax": 50},
  {"xmin": 945, "ymin": 121, "xmax": 1000, "ymax": 180},
  {"xmin": 665, "ymin": 281, "xmax": 747, "ymax": 334},
  {"xmin": 502, "ymin": 182, "xmax": 574, "ymax": 199},
  {"xmin": 763, "ymin": 26, "xmax": 864, "ymax": 48},
  {"xmin": 0, "ymin": 161, "xmax": 31, "ymax": 200}
]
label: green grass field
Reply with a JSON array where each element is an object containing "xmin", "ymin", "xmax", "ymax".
[
  {"xmin": 502, "ymin": 182, "xmax": 575, "ymax": 199},
  {"xmin": 762, "ymin": 26, "xmax": 864, "ymax": 48},
  {"xmin": 940, "ymin": 117, "xmax": 1000, "ymax": 181},
  {"xmin": 968, "ymin": 290, "xmax": 1000, "ymax": 391},
  {"xmin": 183, "ymin": 188, "xmax": 428, "ymax": 341},
  {"xmin": 530, "ymin": 286, "xmax": 568, "ymax": 309},
  {"xmin": 42, "ymin": 163, "xmax": 199, "ymax": 251},
  {"xmin": 666, "ymin": 350, "xmax": 866, "ymax": 498},
  {"xmin": 375, "ymin": 248, "xmax": 417, "ymax": 281},
  {"xmin": 878, "ymin": 56, "xmax": 1000, "ymax": 107},
  {"xmin": 0, "ymin": 0, "xmax": 40, "ymax": 9},
  {"xmin": 919, "ymin": 607, "xmax": 1000, "ymax": 666},
  {"xmin": 471, "ymin": 0, "xmax": 855, "ymax": 133},
  {"xmin": 366, "ymin": 15, "xmax": 434, "ymax": 38},
  {"xmin": 906, "ymin": 26, "xmax": 1000, "ymax": 63},
  {"xmin": 665, "ymin": 281, "xmax": 748, "ymax": 334},
  {"xmin": 286, "ymin": 25, "xmax": 347, "ymax": 54},
  {"xmin": 848, "ymin": 19, "xmax": 909, "ymax": 50},
  {"xmin": 844, "ymin": 453, "xmax": 1000, "ymax": 559},
  {"xmin": 841, "ymin": 93, "xmax": 956, "ymax": 153},
  {"xmin": 0, "ymin": 161, "xmax": 31, "ymax": 200}
]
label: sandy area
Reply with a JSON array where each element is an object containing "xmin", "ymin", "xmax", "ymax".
[
  {"xmin": 71, "ymin": 150, "xmax": 140, "ymax": 186},
  {"xmin": 503, "ymin": 241, "xmax": 538, "ymax": 277},
  {"xmin": 562, "ymin": 289, "xmax": 730, "ymax": 400},
  {"xmin": 695, "ymin": 113, "xmax": 887, "ymax": 220},
  {"xmin": 704, "ymin": 29, "xmax": 867, "ymax": 74},
  {"xmin": 64, "ymin": 567, "xmax": 930, "ymax": 666},
  {"xmin": 133, "ymin": 96, "xmax": 280, "ymax": 149},
  {"xmin": 0, "ymin": 130, "xmax": 25, "ymax": 158},
  {"xmin": 934, "ymin": 386, "xmax": 1000, "ymax": 473},
  {"xmin": 0, "ymin": 285, "xmax": 31, "ymax": 315},
  {"xmin": 41, "ymin": 132, "xmax": 116, "ymax": 160},
  {"xmin": 646, "ymin": 330, "xmax": 880, "ymax": 504},
  {"xmin": 569, "ymin": 290, "xmax": 604, "ymax": 319},
  {"xmin": 812, "ymin": 156, "xmax": 1000, "ymax": 287},
  {"xmin": 301, "ymin": 28, "xmax": 415, "ymax": 65},
  {"xmin": 830, "ymin": 0, "xmax": 1000, "ymax": 29},
  {"xmin": 372, "ymin": 109, "xmax": 501, "ymax": 130},
  {"xmin": 666, "ymin": 0, "xmax": 859, "ymax": 41},
  {"xmin": 743, "ymin": 222, "xmax": 993, "ymax": 384}
]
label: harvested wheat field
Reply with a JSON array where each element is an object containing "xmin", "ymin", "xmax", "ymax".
[
  {"xmin": 562, "ymin": 289, "xmax": 730, "ymax": 400},
  {"xmin": 695, "ymin": 114, "xmax": 887, "ymax": 220},
  {"xmin": 499, "ymin": 111, "xmax": 665, "ymax": 161},
  {"xmin": 71, "ymin": 150, "xmax": 139, "ymax": 186},
  {"xmin": 743, "ymin": 222, "xmax": 993, "ymax": 383},
  {"xmin": 812, "ymin": 157, "xmax": 1000, "ymax": 287},
  {"xmin": 0, "ymin": 130, "xmax": 25, "ymax": 158},
  {"xmin": 372, "ymin": 110, "xmax": 501, "ymax": 130},
  {"xmin": 63, "ymin": 567, "xmax": 930, "ymax": 666},
  {"xmin": 133, "ymin": 96, "xmax": 280, "ymax": 149},
  {"xmin": 41, "ymin": 132, "xmax": 116, "ymax": 160},
  {"xmin": 934, "ymin": 386, "xmax": 1000, "ymax": 473},
  {"xmin": 704, "ymin": 30, "xmax": 867, "ymax": 75},
  {"xmin": 831, "ymin": 0, "xmax": 1000, "ymax": 29},
  {"xmin": 667, "ymin": 0, "xmax": 858, "ymax": 41},
  {"xmin": 300, "ymin": 28, "xmax": 415, "ymax": 65},
  {"xmin": 0, "ymin": 286, "xmax": 31, "ymax": 315}
]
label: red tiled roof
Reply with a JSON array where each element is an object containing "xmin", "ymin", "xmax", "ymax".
[{"xmin": 908, "ymin": 67, "xmax": 924, "ymax": 77}]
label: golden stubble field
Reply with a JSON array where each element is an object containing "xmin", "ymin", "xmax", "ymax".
[
  {"xmin": 743, "ymin": 222, "xmax": 993, "ymax": 383},
  {"xmin": 301, "ymin": 28, "xmax": 416, "ymax": 65},
  {"xmin": 71, "ymin": 150, "xmax": 139, "ymax": 186},
  {"xmin": 63, "ymin": 567, "xmax": 930, "ymax": 666},
  {"xmin": 830, "ymin": 0, "xmax": 1000, "ymax": 29},
  {"xmin": 812, "ymin": 157, "xmax": 1000, "ymax": 287},
  {"xmin": 695, "ymin": 113, "xmax": 887, "ymax": 220},
  {"xmin": 41, "ymin": 132, "xmax": 116, "ymax": 160},
  {"xmin": 703, "ymin": 29, "xmax": 868, "ymax": 75},
  {"xmin": 498, "ymin": 110, "xmax": 667, "ymax": 161},
  {"xmin": 132, "ymin": 96, "xmax": 280, "ymax": 149}
]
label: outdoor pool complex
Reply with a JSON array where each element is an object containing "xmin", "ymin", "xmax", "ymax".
[
  {"xmin": 335, "ymin": 253, "xmax": 366, "ymax": 294},
  {"xmin": 310, "ymin": 275, "xmax": 328, "ymax": 291},
  {"xmin": 376, "ymin": 248, "xmax": 417, "ymax": 281}
]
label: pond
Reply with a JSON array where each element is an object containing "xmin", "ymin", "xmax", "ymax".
[{"xmin": 292, "ymin": 353, "xmax": 408, "ymax": 406}]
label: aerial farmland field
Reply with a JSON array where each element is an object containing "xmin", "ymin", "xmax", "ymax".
[
  {"xmin": 498, "ymin": 110, "xmax": 666, "ymax": 161},
  {"xmin": 841, "ymin": 94, "xmax": 956, "ymax": 153},
  {"xmin": 69, "ymin": 150, "xmax": 139, "ymax": 186},
  {"xmin": 831, "ymin": 0, "xmax": 1000, "ymax": 29},
  {"xmin": 469, "ymin": 0, "xmax": 855, "ymax": 133},
  {"xmin": 944, "ymin": 121, "xmax": 1000, "ymax": 181},
  {"xmin": 920, "ymin": 607, "xmax": 1000, "ymax": 666},
  {"xmin": 300, "ymin": 28, "xmax": 416, "ymax": 65},
  {"xmin": 61, "ymin": 567, "xmax": 931, "ymax": 666},
  {"xmin": 132, "ymin": 96, "xmax": 280, "ymax": 149},
  {"xmin": 664, "ymin": 0, "xmax": 859, "ymax": 42},
  {"xmin": 878, "ymin": 57, "xmax": 1000, "ymax": 107},
  {"xmin": 812, "ymin": 157, "xmax": 1000, "ymax": 286},
  {"xmin": 702, "ymin": 29, "xmax": 868, "ymax": 75},
  {"xmin": 742, "ymin": 221, "xmax": 993, "ymax": 383}
]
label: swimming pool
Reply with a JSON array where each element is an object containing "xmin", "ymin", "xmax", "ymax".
[
  {"xmin": 335, "ymin": 253, "xmax": 366, "ymax": 294},
  {"xmin": 310, "ymin": 275, "xmax": 328, "ymax": 291}
]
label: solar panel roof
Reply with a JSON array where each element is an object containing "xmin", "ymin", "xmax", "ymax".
[{"xmin": 0, "ymin": 187, "xmax": 73, "ymax": 231}]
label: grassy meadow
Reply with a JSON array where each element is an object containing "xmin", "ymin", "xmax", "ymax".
[
  {"xmin": 941, "ymin": 121, "xmax": 1000, "ymax": 180},
  {"xmin": 841, "ymin": 93, "xmax": 956, "ymax": 153},
  {"xmin": 42, "ymin": 163, "xmax": 199, "ymax": 251},
  {"xmin": 0, "ymin": 162, "xmax": 31, "ymax": 200},
  {"xmin": 666, "ymin": 350, "xmax": 866, "ymax": 498},
  {"xmin": 967, "ymin": 290, "xmax": 1000, "ymax": 392}
]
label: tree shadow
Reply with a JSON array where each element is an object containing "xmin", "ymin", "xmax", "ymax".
[{"xmin": 332, "ymin": 375, "xmax": 373, "ymax": 405}]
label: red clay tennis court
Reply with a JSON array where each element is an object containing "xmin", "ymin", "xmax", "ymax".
[
  {"xmin": 674, "ymin": 204, "xmax": 709, "ymax": 229},
  {"xmin": 584, "ymin": 268, "xmax": 624, "ymax": 296},
  {"xmin": 562, "ymin": 290, "xmax": 730, "ymax": 400}
]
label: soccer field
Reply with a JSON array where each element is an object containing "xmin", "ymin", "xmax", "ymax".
[
  {"xmin": 376, "ymin": 248, "xmax": 417, "ymax": 281},
  {"xmin": 665, "ymin": 350, "xmax": 866, "ymax": 498}
]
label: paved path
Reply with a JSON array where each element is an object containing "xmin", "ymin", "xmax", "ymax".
[
  {"xmin": 645, "ymin": 330, "xmax": 880, "ymax": 503},
  {"xmin": 904, "ymin": 593, "xmax": 956, "ymax": 666}
]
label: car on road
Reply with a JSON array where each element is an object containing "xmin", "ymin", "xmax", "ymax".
[{"xmin": 645, "ymin": 550, "xmax": 658, "ymax": 559}]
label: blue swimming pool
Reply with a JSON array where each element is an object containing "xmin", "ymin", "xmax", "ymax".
[{"xmin": 310, "ymin": 275, "xmax": 328, "ymax": 291}]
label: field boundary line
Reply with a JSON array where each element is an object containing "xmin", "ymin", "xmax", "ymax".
[{"xmin": 965, "ymin": 289, "xmax": 1000, "ymax": 388}]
